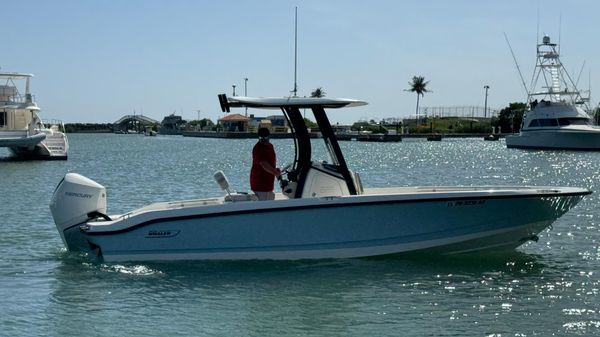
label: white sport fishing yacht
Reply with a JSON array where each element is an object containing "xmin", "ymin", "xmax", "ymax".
[
  {"xmin": 506, "ymin": 36, "xmax": 600, "ymax": 150},
  {"xmin": 0, "ymin": 72, "xmax": 68, "ymax": 159},
  {"xmin": 49, "ymin": 94, "xmax": 591, "ymax": 262}
]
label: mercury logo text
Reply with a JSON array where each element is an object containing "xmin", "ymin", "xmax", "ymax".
[{"xmin": 65, "ymin": 192, "xmax": 93, "ymax": 199}]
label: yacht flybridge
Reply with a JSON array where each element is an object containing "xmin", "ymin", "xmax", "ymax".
[
  {"xmin": 0, "ymin": 72, "xmax": 68, "ymax": 159},
  {"xmin": 506, "ymin": 36, "xmax": 600, "ymax": 150},
  {"xmin": 50, "ymin": 95, "xmax": 590, "ymax": 262}
]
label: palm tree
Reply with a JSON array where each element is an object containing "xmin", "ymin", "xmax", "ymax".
[
  {"xmin": 304, "ymin": 87, "xmax": 326, "ymax": 122},
  {"xmin": 310, "ymin": 87, "xmax": 325, "ymax": 98},
  {"xmin": 405, "ymin": 76, "xmax": 431, "ymax": 131}
]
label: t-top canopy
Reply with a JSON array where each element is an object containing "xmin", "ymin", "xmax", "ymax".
[
  {"xmin": 218, "ymin": 94, "xmax": 367, "ymax": 112},
  {"xmin": 0, "ymin": 72, "xmax": 34, "ymax": 79}
]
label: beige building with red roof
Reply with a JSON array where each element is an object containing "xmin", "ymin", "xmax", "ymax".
[
  {"xmin": 218, "ymin": 113, "xmax": 249, "ymax": 132},
  {"xmin": 218, "ymin": 113, "xmax": 290, "ymax": 133}
]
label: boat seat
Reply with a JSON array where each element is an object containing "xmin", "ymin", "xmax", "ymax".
[{"xmin": 224, "ymin": 192, "xmax": 258, "ymax": 202}]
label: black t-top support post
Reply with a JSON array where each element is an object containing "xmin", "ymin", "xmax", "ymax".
[
  {"xmin": 312, "ymin": 106, "xmax": 357, "ymax": 195},
  {"xmin": 283, "ymin": 106, "xmax": 312, "ymax": 198}
]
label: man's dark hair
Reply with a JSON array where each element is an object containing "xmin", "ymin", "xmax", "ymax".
[{"xmin": 258, "ymin": 127, "xmax": 270, "ymax": 138}]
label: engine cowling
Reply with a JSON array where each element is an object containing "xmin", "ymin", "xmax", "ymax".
[{"xmin": 49, "ymin": 173, "xmax": 107, "ymax": 245}]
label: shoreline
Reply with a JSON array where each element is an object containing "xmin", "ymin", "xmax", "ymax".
[{"xmin": 66, "ymin": 130, "xmax": 507, "ymax": 140}]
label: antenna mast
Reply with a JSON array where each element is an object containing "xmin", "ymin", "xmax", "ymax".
[
  {"xmin": 504, "ymin": 32, "xmax": 530, "ymax": 99},
  {"xmin": 536, "ymin": 7, "xmax": 540, "ymax": 44},
  {"xmin": 292, "ymin": 6, "xmax": 298, "ymax": 97},
  {"xmin": 558, "ymin": 13, "xmax": 562, "ymax": 55}
]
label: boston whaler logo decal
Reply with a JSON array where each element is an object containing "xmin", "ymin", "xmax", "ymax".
[
  {"xmin": 65, "ymin": 191, "xmax": 93, "ymax": 199},
  {"xmin": 146, "ymin": 230, "xmax": 180, "ymax": 238},
  {"xmin": 447, "ymin": 199, "xmax": 486, "ymax": 207}
]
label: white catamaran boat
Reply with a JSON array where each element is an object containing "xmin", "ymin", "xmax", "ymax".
[
  {"xmin": 506, "ymin": 35, "xmax": 600, "ymax": 150},
  {"xmin": 0, "ymin": 72, "xmax": 68, "ymax": 159},
  {"xmin": 50, "ymin": 94, "xmax": 591, "ymax": 262}
]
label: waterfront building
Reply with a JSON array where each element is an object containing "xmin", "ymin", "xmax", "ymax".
[
  {"xmin": 159, "ymin": 114, "xmax": 186, "ymax": 135},
  {"xmin": 247, "ymin": 114, "xmax": 289, "ymax": 133},
  {"xmin": 218, "ymin": 113, "xmax": 249, "ymax": 132}
]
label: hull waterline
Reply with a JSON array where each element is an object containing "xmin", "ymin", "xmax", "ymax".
[{"xmin": 506, "ymin": 129, "xmax": 600, "ymax": 150}]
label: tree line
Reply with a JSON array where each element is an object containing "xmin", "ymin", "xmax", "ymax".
[{"xmin": 65, "ymin": 80, "xmax": 600, "ymax": 134}]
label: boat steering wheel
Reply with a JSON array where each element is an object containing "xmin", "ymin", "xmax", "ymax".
[{"xmin": 280, "ymin": 163, "xmax": 293, "ymax": 175}]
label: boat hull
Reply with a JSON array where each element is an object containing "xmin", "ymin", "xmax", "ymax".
[
  {"xmin": 506, "ymin": 129, "xmax": 600, "ymax": 150},
  {"xmin": 60, "ymin": 190, "xmax": 587, "ymax": 261},
  {"xmin": 0, "ymin": 131, "xmax": 46, "ymax": 147},
  {"xmin": 3, "ymin": 132, "xmax": 68, "ymax": 160}
]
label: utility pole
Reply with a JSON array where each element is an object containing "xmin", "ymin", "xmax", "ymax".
[{"xmin": 484, "ymin": 85, "xmax": 490, "ymax": 118}]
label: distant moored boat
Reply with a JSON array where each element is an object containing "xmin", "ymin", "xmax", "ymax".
[
  {"xmin": 0, "ymin": 72, "xmax": 68, "ymax": 159},
  {"xmin": 505, "ymin": 36, "xmax": 600, "ymax": 150}
]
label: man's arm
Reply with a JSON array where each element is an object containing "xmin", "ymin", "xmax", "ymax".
[{"xmin": 259, "ymin": 161, "xmax": 281, "ymax": 178}]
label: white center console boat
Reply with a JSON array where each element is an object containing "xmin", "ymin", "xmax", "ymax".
[{"xmin": 50, "ymin": 95, "xmax": 591, "ymax": 261}]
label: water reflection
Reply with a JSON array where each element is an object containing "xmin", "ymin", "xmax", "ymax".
[
  {"xmin": 3, "ymin": 135, "xmax": 600, "ymax": 336},
  {"xmin": 45, "ymin": 250, "xmax": 576, "ymax": 336}
]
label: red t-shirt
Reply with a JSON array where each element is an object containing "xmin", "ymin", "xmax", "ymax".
[{"xmin": 250, "ymin": 141, "xmax": 276, "ymax": 192}]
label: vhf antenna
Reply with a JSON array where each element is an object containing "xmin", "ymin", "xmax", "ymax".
[{"xmin": 292, "ymin": 6, "xmax": 298, "ymax": 97}]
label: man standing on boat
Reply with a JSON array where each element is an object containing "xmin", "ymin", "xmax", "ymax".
[{"xmin": 251, "ymin": 127, "xmax": 281, "ymax": 200}]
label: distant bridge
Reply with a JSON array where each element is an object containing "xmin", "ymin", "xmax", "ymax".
[
  {"xmin": 114, "ymin": 115, "xmax": 160, "ymax": 125},
  {"xmin": 113, "ymin": 114, "xmax": 160, "ymax": 132}
]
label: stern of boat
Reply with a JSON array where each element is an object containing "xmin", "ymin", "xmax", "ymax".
[
  {"xmin": 36, "ymin": 124, "xmax": 69, "ymax": 159},
  {"xmin": 50, "ymin": 173, "xmax": 107, "ymax": 251}
]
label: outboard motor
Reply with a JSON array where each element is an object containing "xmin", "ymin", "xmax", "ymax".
[{"xmin": 49, "ymin": 173, "xmax": 107, "ymax": 246}]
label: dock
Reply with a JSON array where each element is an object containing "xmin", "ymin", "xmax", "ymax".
[
  {"xmin": 182, "ymin": 131, "xmax": 318, "ymax": 139},
  {"xmin": 181, "ymin": 131, "xmax": 506, "ymax": 141}
]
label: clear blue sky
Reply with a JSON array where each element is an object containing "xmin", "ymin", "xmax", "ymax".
[{"xmin": 3, "ymin": 0, "xmax": 599, "ymax": 124}]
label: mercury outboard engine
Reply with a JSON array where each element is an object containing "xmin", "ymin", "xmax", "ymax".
[{"xmin": 49, "ymin": 173, "xmax": 107, "ymax": 246}]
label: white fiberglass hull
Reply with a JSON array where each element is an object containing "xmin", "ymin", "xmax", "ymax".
[
  {"xmin": 1, "ymin": 130, "xmax": 68, "ymax": 159},
  {"xmin": 0, "ymin": 131, "xmax": 46, "ymax": 147},
  {"xmin": 506, "ymin": 128, "xmax": 600, "ymax": 150},
  {"xmin": 56, "ymin": 186, "xmax": 589, "ymax": 262}
]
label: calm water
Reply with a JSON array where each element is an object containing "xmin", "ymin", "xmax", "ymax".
[{"xmin": 1, "ymin": 134, "xmax": 600, "ymax": 336}]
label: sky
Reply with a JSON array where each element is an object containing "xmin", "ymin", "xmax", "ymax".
[{"xmin": 2, "ymin": 0, "xmax": 600, "ymax": 124}]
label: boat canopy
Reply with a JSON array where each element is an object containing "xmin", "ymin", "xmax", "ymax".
[
  {"xmin": 0, "ymin": 73, "xmax": 34, "ymax": 79},
  {"xmin": 219, "ymin": 95, "xmax": 367, "ymax": 112},
  {"xmin": 0, "ymin": 104, "xmax": 40, "ymax": 110}
]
